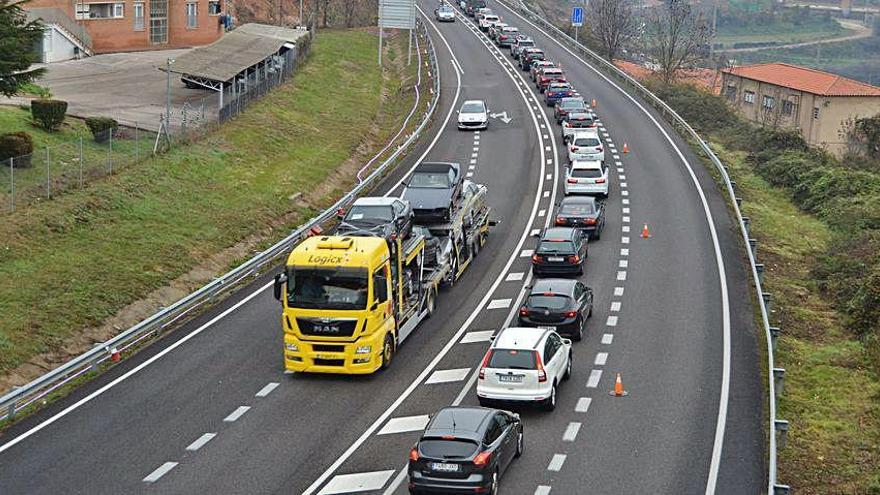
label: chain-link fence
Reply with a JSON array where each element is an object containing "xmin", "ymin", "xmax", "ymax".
[{"xmin": 1, "ymin": 121, "xmax": 158, "ymax": 213}]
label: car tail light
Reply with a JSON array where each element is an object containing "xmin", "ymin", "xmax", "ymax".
[
  {"xmin": 565, "ymin": 310, "xmax": 578, "ymax": 318},
  {"xmin": 532, "ymin": 254, "xmax": 541, "ymax": 263},
  {"xmin": 597, "ymin": 146, "xmax": 603, "ymax": 152},
  {"xmin": 534, "ymin": 351, "xmax": 547, "ymax": 382},
  {"xmin": 571, "ymin": 146, "xmax": 579, "ymax": 152},
  {"xmin": 409, "ymin": 448, "xmax": 420, "ymax": 461},
  {"xmin": 568, "ymin": 255, "xmax": 580, "ymax": 263},
  {"xmin": 478, "ymin": 349, "xmax": 492, "ymax": 380},
  {"xmin": 519, "ymin": 307, "xmax": 529, "ymax": 317},
  {"xmin": 596, "ymin": 178, "xmax": 606, "ymax": 184},
  {"xmin": 473, "ymin": 450, "xmax": 492, "ymax": 467},
  {"xmin": 585, "ymin": 218, "xmax": 597, "ymax": 225},
  {"xmin": 556, "ymin": 216, "xmax": 566, "ymax": 224},
  {"xmin": 562, "ymin": 121, "xmax": 570, "ymax": 128},
  {"xmin": 566, "ymin": 178, "xmax": 577, "ymax": 184}
]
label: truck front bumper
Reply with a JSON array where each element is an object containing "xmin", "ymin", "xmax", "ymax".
[{"xmin": 283, "ymin": 332, "xmax": 385, "ymax": 374}]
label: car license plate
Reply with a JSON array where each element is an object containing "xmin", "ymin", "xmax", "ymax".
[
  {"xmin": 431, "ymin": 462, "xmax": 460, "ymax": 472},
  {"xmin": 548, "ymin": 256, "xmax": 564, "ymax": 262},
  {"xmin": 537, "ymin": 326, "xmax": 557, "ymax": 332},
  {"xmin": 498, "ymin": 374, "xmax": 524, "ymax": 383}
]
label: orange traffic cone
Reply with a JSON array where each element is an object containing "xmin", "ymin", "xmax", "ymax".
[
  {"xmin": 623, "ymin": 142, "xmax": 630, "ymax": 153},
  {"xmin": 610, "ymin": 372, "xmax": 628, "ymax": 397},
  {"xmin": 110, "ymin": 347, "xmax": 121, "ymax": 362},
  {"xmin": 641, "ymin": 224, "xmax": 651, "ymax": 239}
]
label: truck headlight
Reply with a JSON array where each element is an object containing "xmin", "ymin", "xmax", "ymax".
[
  {"xmin": 285, "ymin": 343, "xmax": 299, "ymax": 352},
  {"xmin": 356, "ymin": 345, "xmax": 372, "ymax": 354}
]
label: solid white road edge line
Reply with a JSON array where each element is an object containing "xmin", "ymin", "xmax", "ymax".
[{"xmin": 496, "ymin": 2, "xmax": 732, "ymax": 493}]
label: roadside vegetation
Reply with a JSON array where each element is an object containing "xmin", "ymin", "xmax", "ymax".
[
  {"xmin": 714, "ymin": 3, "xmax": 847, "ymax": 49},
  {"xmin": 0, "ymin": 28, "xmax": 422, "ymax": 385},
  {"xmin": 647, "ymin": 81, "xmax": 880, "ymax": 494}
]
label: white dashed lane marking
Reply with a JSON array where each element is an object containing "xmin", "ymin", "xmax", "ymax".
[
  {"xmin": 622, "ymin": 226, "xmax": 630, "ymax": 233},
  {"xmin": 621, "ymin": 190, "xmax": 630, "ymax": 196},
  {"xmin": 223, "ymin": 406, "xmax": 250, "ymax": 423},
  {"xmin": 622, "ymin": 236, "xmax": 630, "ymax": 244},
  {"xmin": 530, "ymin": 229, "xmax": 540, "ymax": 237},
  {"xmin": 143, "ymin": 462, "xmax": 178, "ymax": 483},
  {"xmin": 617, "ymin": 271, "xmax": 627, "ymax": 281},
  {"xmin": 601, "ymin": 334, "xmax": 614, "ymax": 345},
  {"xmin": 562, "ymin": 422, "xmax": 582, "ymax": 442},
  {"xmin": 426, "ymin": 368, "xmax": 471, "ymax": 385},
  {"xmin": 487, "ymin": 298, "xmax": 512, "ymax": 310},
  {"xmin": 378, "ymin": 415, "xmax": 430, "ymax": 435},
  {"xmin": 506, "ymin": 272, "xmax": 525, "ymax": 282},
  {"xmin": 575, "ymin": 397, "xmax": 592, "ymax": 413},
  {"xmin": 620, "ymin": 248, "xmax": 629, "ymax": 256},
  {"xmin": 317, "ymin": 470, "xmax": 396, "ymax": 495},
  {"xmin": 614, "ymin": 287, "xmax": 625, "ymax": 296},
  {"xmin": 538, "ymin": 209, "xmax": 546, "ymax": 217},
  {"xmin": 460, "ymin": 330, "xmax": 495, "ymax": 344},
  {"xmin": 622, "ymin": 198, "xmax": 630, "ymax": 205},
  {"xmin": 547, "ymin": 454, "xmax": 567, "ymax": 472},
  {"xmin": 623, "ymin": 207, "xmax": 630, "ymax": 214},
  {"xmin": 186, "ymin": 433, "xmax": 217, "ymax": 452},
  {"xmin": 546, "ymin": 174, "xmax": 552, "ymax": 180},
  {"xmin": 587, "ymin": 369, "xmax": 603, "ymax": 388},
  {"xmin": 594, "ymin": 352, "xmax": 608, "ymax": 366},
  {"xmin": 606, "ymin": 316, "xmax": 618, "ymax": 327},
  {"xmin": 535, "ymin": 486, "xmax": 552, "ymax": 495},
  {"xmin": 255, "ymin": 382, "xmax": 279, "ymax": 398},
  {"xmin": 610, "ymin": 301, "xmax": 621, "ymax": 312},
  {"xmin": 622, "ymin": 216, "xmax": 630, "ymax": 223}
]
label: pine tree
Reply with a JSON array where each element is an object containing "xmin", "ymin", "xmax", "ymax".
[{"xmin": 0, "ymin": 0, "xmax": 45, "ymax": 97}]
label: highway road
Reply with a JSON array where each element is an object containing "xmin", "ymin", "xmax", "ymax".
[{"xmin": 0, "ymin": 1, "xmax": 765, "ymax": 494}]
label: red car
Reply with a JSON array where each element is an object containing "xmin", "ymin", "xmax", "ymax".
[{"xmin": 536, "ymin": 68, "xmax": 566, "ymax": 93}]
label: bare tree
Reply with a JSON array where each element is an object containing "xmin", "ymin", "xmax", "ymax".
[
  {"xmin": 588, "ymin": 0, "xmax": 637, "ymax": 62},
  {"xmin": 643, "ymin": 0, "xmax": 711, "ymax": 84}
]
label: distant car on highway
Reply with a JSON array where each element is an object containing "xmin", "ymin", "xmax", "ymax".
[
  {"xmin": 561, "ymin": 112, "xmax": 597, "ymax": 143},
  {"xmin": 518, "ymin": 278, "xmax": 594, "ymax": 341},
  {"xmin": 488, "ymin": 22, "xmax": 508, "ymax": 40},
  {"xmin": 407, "ymin": 406, "xmax": 523, "ymax": 494},
  {"xmin": 532, "ymin": 227, "xmax": 589, "ymax": 276},
  {"xmin": 457, "ymin": 99, "xmax": 489, "ymax": 130},
  {"xmin": 510, "ymin": 36, "xmax": 535, "ymax": 59},
  {"xmin": 536, "ymin": 67, "xmax": 566, "ymax": 92},
  {"xmin": 567, "ymin": 129, "xmax": 605, "ymax": 163},
  {"xmin": 402, "ymin": 162, "xmax": 463, "ymax": 223},
  {"xmin": 530, "ymin": 60, "xmax": 557, "ymax": 81},
  {"xmin": 554, "ymin": 96, "xmax": 588, "ymax": 124},
  {"xmin": 555, "ymin": 193, "xmax": 607, "ymax": 237},
  {"xmin": 435, "ymin": 4, "xmax": 455, "ymax": 21},
  {"xmin": 477, "ymin": 326, "xmax": 572, "ymax": 410},
  {"xmin": 518, "ymin": 48, "xmax": 545, "ymax": 70},
  {"xmin": 478, "ymin": 13, "xmax": 500, "ymax": 31},
  {"xmin": 497, "ymin": 26, "xmax": 521, "ymax": 47},
  {"xmin": 544, "ymin": 81, "xmax": 575, "ymax": 106}
]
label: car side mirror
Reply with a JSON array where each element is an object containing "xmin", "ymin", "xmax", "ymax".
[
  {"xmin": 455, "ymin": 110, "xmax": 460, "ymax": 114},
  {"xmin": 561, "ymin": 338, "xmax": 572, "ymax": 346},
  {"xmin": 273, "ymin": 273, "xmax": 287, "ymax": 302}
]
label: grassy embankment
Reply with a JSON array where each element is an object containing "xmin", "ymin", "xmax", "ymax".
[
  {"xmin": 0, "ymin": 29, "xmax": 421, "ymax": 381},
  {"xmin": 650, "ymin": 83, "xmax": 880, "ymax": 494}
]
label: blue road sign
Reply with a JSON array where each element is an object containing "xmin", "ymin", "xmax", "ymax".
[{"xmin": 572, "ymin": 6, "xmax": 584, "ymax": 27}]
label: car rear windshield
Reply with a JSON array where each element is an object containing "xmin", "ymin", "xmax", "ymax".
[
  {"xmin": 571, "ymin": 168, "xmax": 603, "ymax": 178},
  {"xmin": 560, "ymin": 202, "xmax": 596, "ymax": 214},
  {"xmin": 527, "ymin": 294, "xmax": 570, "ymax": 309},
  {"xmin": 561, "ymin": 100, "xmax": 585, "ymax": 109},
  {"xmin": 573, "ymin": 137, "xmax": 601, "ymax": 147},
  {"xmin": 569, "ymin": 117, "xmax": 594, "ymax": 126},
  {"xmin": 544, "ymin": 69, "xmax": 562, "ymax": 75},
  {"xmin": 519, "ymin": 40, "xmax": 535, "ymax": 46},
  {"xmin": 420, "ymin": 438, "xmax": 480, "ymax": 459},
  {"xmin": 461, "ymin": 102, "xmax": 485, "ymax": 113},
  {"xmin": 537, "ymin": 240, "xmax": 575, "ymax": 254},
  {"xmin": 488, "ymin": 349, "xmax": 537, "ymax": 369}
]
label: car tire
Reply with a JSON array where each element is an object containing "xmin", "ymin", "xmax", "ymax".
[
  {"xmin": 572, "ymin": 318, "xmax": 584, "ymax": 342},
  {"xmin": 588, "ymin": 305, "xmax": 593, "ymax": 317},
  {"xmin": 490, "ymin": 469, "xmax": 499, "ymax": 495},
  {"xmin": 380, "ymin": 334, "xmax": 395, "ymax": 370},
  {"xmin": 563, "ymin": 354, "xmax": 572, "ymax": 380},
  {"xmin": 425, "ymin": 288, "xmax": 436, "ymax": 318},
  {"xmin": 594, "ymin": 229, "xmax": 601, "ymax": 241},
  {"xmin": 515, "ymin": 428, "xmax": 524, "ymax": 458},
  {"xmin": 545, "ymin": 383, "xmax": 557, "ymax": 411},
  {"xmin": 577, "ymin": 264, "xmax": 584, "ymax": 276}
]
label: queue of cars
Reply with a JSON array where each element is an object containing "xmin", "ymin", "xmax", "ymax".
[{"xmin": 407, "ymin": 3, "xmax": 614, "ymax": 493}]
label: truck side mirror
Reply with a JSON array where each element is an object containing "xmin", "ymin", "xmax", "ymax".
[{"xmin": 273, "ymin": 272, "xmax": 287, "ymax": 302}]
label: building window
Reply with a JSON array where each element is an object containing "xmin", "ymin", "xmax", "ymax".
[
  {"xmin": 782, "ymin": 100, "xmax": 794, "ymax": 116},
  {"xmin": 150, "ymin": 0, "xmax": 168, "ymax": 43},
  {"xmin": 208, "ymin": 1, "xmax": 222, "ymax": 15},
  {"xmin": 186, "ymin": 2, "xmax": 198, "ymax": 28},
  {"xmin": 134, "ymin": 2, "xmax": 145, "ymax": 30},
  {"xmin": 813, "ymin": 107, "xmax": 820, "ymax": 119},
  {"xmin": 762, "ymin": 95, "xmax": 775, "ymax": 110},
  {"xmin": 76, "ymin": 2, "xmax": 126, "ymax": 20},
  {"xmin": 743, "ymin": 91, "xmax": 755, "ymax": 104},
  {"xmin": 725, "ymin": 84, "xmax": 737, "ymax": 101}
]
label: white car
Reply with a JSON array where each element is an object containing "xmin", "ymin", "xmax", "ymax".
[
  {"xmin": 477, "ymin": 327, "xmax": 572, "ymax": 411},
  {"xmin": 457, "ymin": 99, "xmax": 489, "ymax": 130},
  {"xmin": 479, "ymin": 14, "xmax": 500, "ymax": 31},
  {"xmin": 565, "ymin": 159, "xmax": 609, "ymax": 197},
  {"xmin": 435, "ymin": 4, "xmax": 455, "ymax": 21},
  {"xmin": 567, "ymin": 129, "xmax": 605, "ymax": 163},
  {"xmin": 561, "ymin": 112, "xmax": 597, "ymax": 143}
]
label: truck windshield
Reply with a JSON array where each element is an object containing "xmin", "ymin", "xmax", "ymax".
[{"xmin": 287, "ymin": 267, "xmax": 369, "ymax": 310}]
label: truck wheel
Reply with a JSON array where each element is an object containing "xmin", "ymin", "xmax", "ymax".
[
  {"xmin": 426, "ymin": 288, "xmax": 436, "ymax": 318},
  {"xmin": 380, "ymin": 334, "xmax": 394, "ymax": 370},
  {"xmin": 472, "ymin": 239, "xmax": 479, "ymax": 258}
]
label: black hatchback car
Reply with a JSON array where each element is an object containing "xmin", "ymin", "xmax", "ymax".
[
  {"xmin": 532, "ymin": 227, "xmax": 589, "ymax": 276},
  {"xmin": 402, "ymin": 162, "xmax": 463, "ymax": 223},
  {"xmin": 408, "ymin": 406, "xmax": 523, "ymax": 494},
  {"xmin": 518, "ymin": 278, "xmax": 593, "ymax": 341},
  {"xmin": 555, "ymin": 196, "xmax": 605, "ymax": 240},
  {"xmin": 554, "ymin": 96, "xmax": 588, "ymax": 124}
]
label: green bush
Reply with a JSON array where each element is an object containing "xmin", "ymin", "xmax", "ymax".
[
  {"xmin": 84, "ymin": 117, "xmax": 119, "ymax": 143},
  {"xmin": 30, "ymin": 99, "xmax": 68, "ymax": 131},
  {"xmin": 0, "ymin": 131, "xmax": 35, "ymax": 167}
]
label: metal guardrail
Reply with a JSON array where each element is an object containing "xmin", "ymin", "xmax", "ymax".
[
  {"xmin": 501, "ymin": 1, "xmax": 787, "ymax": 493},
  {"xmin": 0, "ymin": 18, "xmax": 441, "ymax": 424}
]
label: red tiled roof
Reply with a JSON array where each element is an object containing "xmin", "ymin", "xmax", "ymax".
[{"xmin": 721, "ymin": 62, "xmax": 880, "ymax": 97}]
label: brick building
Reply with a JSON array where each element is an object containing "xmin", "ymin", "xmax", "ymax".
[
  {"xmin": 721, "ymin": 62, "xmax": 880, "ymax": 156},
  {"xmin": 25, "ymin": 0, "xmax": 227, "ymax": 54}
]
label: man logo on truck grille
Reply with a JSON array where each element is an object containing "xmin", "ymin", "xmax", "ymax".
[{"xmin": 313, "ymin": 324, "xmax": 340, "ymax": 334}]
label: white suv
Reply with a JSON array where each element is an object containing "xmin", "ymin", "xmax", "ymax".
[
  {"xmin": 565, "ymin": 159, "xmax": 609, "ymax": 197},
  {"xmin": 477, "ymin": 327, "xmax": 572, "ymax": 411},
  {"xmin": 567, "ymin": 129, "xmax": 605, "ymax": 163}
]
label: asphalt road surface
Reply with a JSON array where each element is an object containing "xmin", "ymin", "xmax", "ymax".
[{"xmin": 0, "ymin": 1, "xmax": 764, "ymax": 494}]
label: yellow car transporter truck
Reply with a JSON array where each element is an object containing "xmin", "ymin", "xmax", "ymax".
[{"xmin": 273, "ymin": 182, "xmax": 491, "ymax": 374}]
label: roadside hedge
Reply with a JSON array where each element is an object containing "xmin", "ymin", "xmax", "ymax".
[
  {"xmin": 654, "ymin": 82, "xmax": 880, "ymax": 368},
  {"xmin": 0, "ymin": 131, "xmax": 35, "ymax": 167},
  {"xmin": 30, "ymin": 99, "xmax": 67, "ymax": 131},
  {"xmin": 85, "ymin": 117, "xmax": 119, "ymax": 143}
]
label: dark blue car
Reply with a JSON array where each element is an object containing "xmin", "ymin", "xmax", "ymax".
[{"xmin": 544, "ymin": 82, "xmax": 575, "ymax": 106}]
